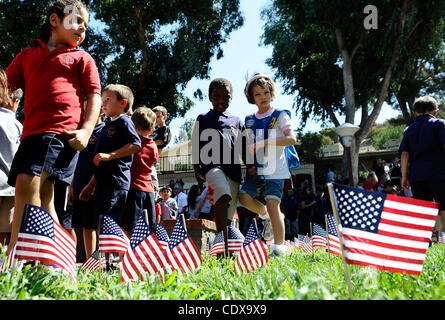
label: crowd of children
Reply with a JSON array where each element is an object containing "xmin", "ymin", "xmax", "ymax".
[{"xmin": 0, "ymin": 0, "xmax": 444, "ymax": 268}]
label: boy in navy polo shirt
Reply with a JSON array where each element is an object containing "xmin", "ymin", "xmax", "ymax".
[
  {"xmin": 192, "ymin": 78, "xmax": 244, "ymax": 257},
  {"xmin": 80, "ymin": 84, "xmax": 141, "ymax": 229},
  {"xmin": 399, "ymin": 96, "xmax": 445, "ymax": 233}
]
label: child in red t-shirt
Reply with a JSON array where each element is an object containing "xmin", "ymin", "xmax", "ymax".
[
  {"xmin": 122, "ymin": 106, "xmax": 159, "ymax": 237},
  {"xmin": 5, "ymin": 1, "xmax": 102, "ymax": 256}
]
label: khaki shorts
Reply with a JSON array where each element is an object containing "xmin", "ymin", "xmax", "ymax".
[
  {"xmin": 205, "ymin": 168, "xmax": 240, "ymax": 221},
  {"xmin": 0, "ymin": 196, "xmax": 14, "ymax": 233}
]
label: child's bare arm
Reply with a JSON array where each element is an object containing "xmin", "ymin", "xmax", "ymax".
[
  {"xmin": 79, "ymin": 176, "xmax": 96, "ymax": 201},
  {"xmin": 251, "ymin": 128, "xmax": 297, "ymax": 154},
  {"xmin": 401, "ymin": 151, "xmax": 410, "ymax": 190},
  {"xmin": 63, "ymin": 93, "xmax": 102, "ymax": 150},
  {"xmin": 93, "ymin": 143, "xmax": 141, "ymax": 166}
]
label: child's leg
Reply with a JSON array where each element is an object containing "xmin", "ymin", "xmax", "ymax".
[
  {"xmin": 83, "ymin": 228, "xmax": 97, "ymax": 258},
  {"xmin": 39, "ymin": 171, "xmax": 59, "ymax": 222},
  {"xmin": 266, "ymin": 198, "xmax": 285, "ymax": 246},
  {"xmin": 6, "ymin": 173, "xmax": 41, "ymax": 255},
  {"xmin": 213, "ymin": 194, "xmax": 231, "ymax": 256}
]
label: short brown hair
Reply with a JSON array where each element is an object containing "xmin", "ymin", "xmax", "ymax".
[
  {"xmin": 244, "ymin": 73, "xmax": 276, "ymax": 104},
  {"xmin": 131, "ymin": 106, "xmax": 156, "ymax": 132},
  {"xmin": 103, "ymin": 84, "xmax": 134, "ymax": 112},
  {"xmin": 413, "ymin": 96, "xmax": 438, "ymax": 114},
  {"xmin": 152, "ymin": 105, "xmax": 168, "ymax": 116}
]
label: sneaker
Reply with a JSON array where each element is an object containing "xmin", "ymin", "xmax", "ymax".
[{"xmin": 268, "ymin": 244, "xmax": 286, "ymax": 258}]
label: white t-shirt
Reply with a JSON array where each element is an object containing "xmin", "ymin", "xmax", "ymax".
[{"xmin": 253, "ymin": 107, "xmax": 292, "ymax": 179}]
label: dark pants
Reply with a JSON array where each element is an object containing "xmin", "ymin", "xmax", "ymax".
[
  {"xmin": 411, "ymin": 180, "xmax": 445, "ymax": 211},
  {"xmin": 237, "ymin": 206, "xmax": 257, "ymax": 236}
]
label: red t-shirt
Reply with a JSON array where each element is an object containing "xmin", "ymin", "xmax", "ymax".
[
  {"xmin": 130, "ymin": 135, "xmax": 159, "ymax": 192},
  {"xmin": 6, "ymin": 39, "xmax": 101, "ymax": 140}
]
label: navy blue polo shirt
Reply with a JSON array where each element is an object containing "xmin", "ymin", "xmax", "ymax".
[
  {"xmin": 398, "ymin": 113, "xmax": 445, "ymax": 182},
  {"xmin": 192, "ymin": 109, "xmax": 243, "ymax": 183},
  {"xmin": 72, "ymin": 122, "xmax": 105, "ymax": 200},
  {"xmin": 94, "ymin": 115, "xmax": 141, "ymax": 190}
]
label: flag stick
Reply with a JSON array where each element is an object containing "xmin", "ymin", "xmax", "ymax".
[
  {"xmin": 327, "ymin": 183, "xmax": 353, "ymax": 298},
  {"xmin": 143, "ymin": 209, "xmax": 149, "ymax": 225},
  {"xmin": 310, "ymin": 222, "xmax": 315, "ymax": 259},
  {"xmin": 325, "ymin": 214, "xmax": 332, "ymax": 267}
]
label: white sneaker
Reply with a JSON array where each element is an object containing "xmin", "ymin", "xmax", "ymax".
[{"xmin": 271, "ymin": 244, "xmax": 287, "ymax": 256}]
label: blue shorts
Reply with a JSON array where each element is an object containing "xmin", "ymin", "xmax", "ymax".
[
  {"xmin": 240, "ymin": 177, "xmax": 284, "ymax": 202},
  {"xmin": 8, "ymin": 133, "xmax": 78, "ymax": 186},
  {"xmin": 72, "ymin": 197, "xmax": 98, "ymax": 230},
  {"xmin": 122, "ymin": 188, "xmax": 155, "ymax": 232},
  {"xmin": 94, "ymin": 182, "xmax": 128, "ymax": 227}
]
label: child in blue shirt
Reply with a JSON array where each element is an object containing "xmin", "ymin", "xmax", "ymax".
[
  {"xmin": 80, "ymin": 84, "xmax": 141, "ymax": 227},
  {"xmin": 239, "ymin": 73, "xmax": 297, "ymax": 256},
  {"xmin": 399, "ymin": 96, "xmax": 445, "ymax": 234}
]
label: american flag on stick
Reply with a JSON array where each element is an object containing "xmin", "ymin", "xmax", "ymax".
[
  {"xmin": 234, "ymin": 221, "xmax": 268, "ymax": 274},
  {"xmin": 167, "ymin": 218, "xmax": 202, "ymax": 275},
  {"xmin": 14, "ymin": 204, "xmax": 77, "ymax": 281},
  {"xmin": 439, "ymin": 230, "xmax": 444, "ymax": 245},
  {"xmin": 312, "ymin": 222, "xmax": 327, "ymax": 250},
  {"xmin": 0, "ymin": 245, "xmax": 17, "ymax": 272},
  {"xmin": 99, "ymin": 215, "xmax": 130, "ymax": 254},
  {"xmin": 80, "ymin": 249, "xmax": 106, "ymax": 271},
  {"xmin": 331, "ymin": 183, "xmax": 439, "ymax": 276},
  {"xmin": 326, "ymin": 214, "xmax": 341, "ymax": 257},
  {"xmin": 209, "ymin": 231, "xmax": 224, "ymax": 256},
  {"xmin": 120, "ymin": 215, "xmax": 170, "ymax": 282},
  {"xmin": 228, "ymin": 226, "xmax": 245, "ymax": 254}
]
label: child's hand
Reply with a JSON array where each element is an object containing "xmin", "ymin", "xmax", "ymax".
[
  {"xmin": 63, "ymin": 128, "xmax": 91, "ymax": 151},
  {"xmin": 79, "ymin": 183, "xmax": 95, "ymax": 201},
  {"xmin": 93, "ymin": 153, "xmax": 112, "ymax": 166},
  {"xmin": 247, "ymin": 166, "xmax": 258, "ymax": 181},
  {"xmin": 401, "ymin": 176, "xmax": 410, "ymax": 190}
]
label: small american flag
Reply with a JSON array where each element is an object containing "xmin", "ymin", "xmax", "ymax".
[
  {"xmin": 234, "ymin": 221, "xmax": 268, "ymax": 274},
  {"xmin": 80, "ymin": 250, "xmax": 106, "ymax": 271},
  {"xmin": 0, "ymin": 245, "xmax": 17, "ymax": 272},
  {"xmin": 284, "ymin": 240, "xmax": 295, "ymax": 255},
  {"xmin": 206, "ymin": 236, "xmax": 212, "ymax": 252},
  {"xmin": 121, "ymin": 215, "xmax": 170, "ymax": 282},
  {"xmin": 209, "ymin": 231, "xmax": 225, "ymax": 256},
  {"xmin": 152, "ymin": 223, "xmax": 169, "ymax": 252},
  {"xmin": 15, "ymin": 204, "xmax": 77, "ymax": 281},
  {"xmin": 228, "ymin": 226, "xmax": 245, "ymax": 254},
  {"xmin": 99, "ymin": 215, "xmax": 130, "ymax": 254},
  {"xmin": 332, "ymin": 183, "xmax": 439, "ymax": 275},
  {"xmin": 438, "ymin": 230, "xmax": 444, "ymax": 245},
  {"xmin": 312, "ymin": 222, "xmax": 327, "ymax": 250},
  {"xmin": 326, "ymin": 214, "xmax": 341, "ymax": 257},
  {"xmin": 167, "ymin": 219, "xmax": 202, "ymax": 275}
]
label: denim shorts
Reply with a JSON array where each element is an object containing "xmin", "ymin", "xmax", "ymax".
[
  {"xmin": 240, "ymin": 177, "xmax": 284, "ymax": 202},
  {"xmin": 8, "ymin": 133, "xmax": 78, "ymax": 187}
]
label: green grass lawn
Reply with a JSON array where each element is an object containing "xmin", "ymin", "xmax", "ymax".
[{"xmin": 1, "ymin": 245, "xmax": 444, "ymax": 300}]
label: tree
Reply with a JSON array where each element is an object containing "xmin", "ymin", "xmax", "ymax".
[
  {"xmin": 0, "ymin": 0, "xmax": 244, "ymax": 123},
  {"xmin": 262, "ymin": 0, "xmax": 445, "ymax": 184},
  {"xmin": 174, "ymin": 118, "xmax": 195, "ymax": 144},
  {"xmin": 89, "ymin": 0, "xmax": 243, "ymax": 121}
]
